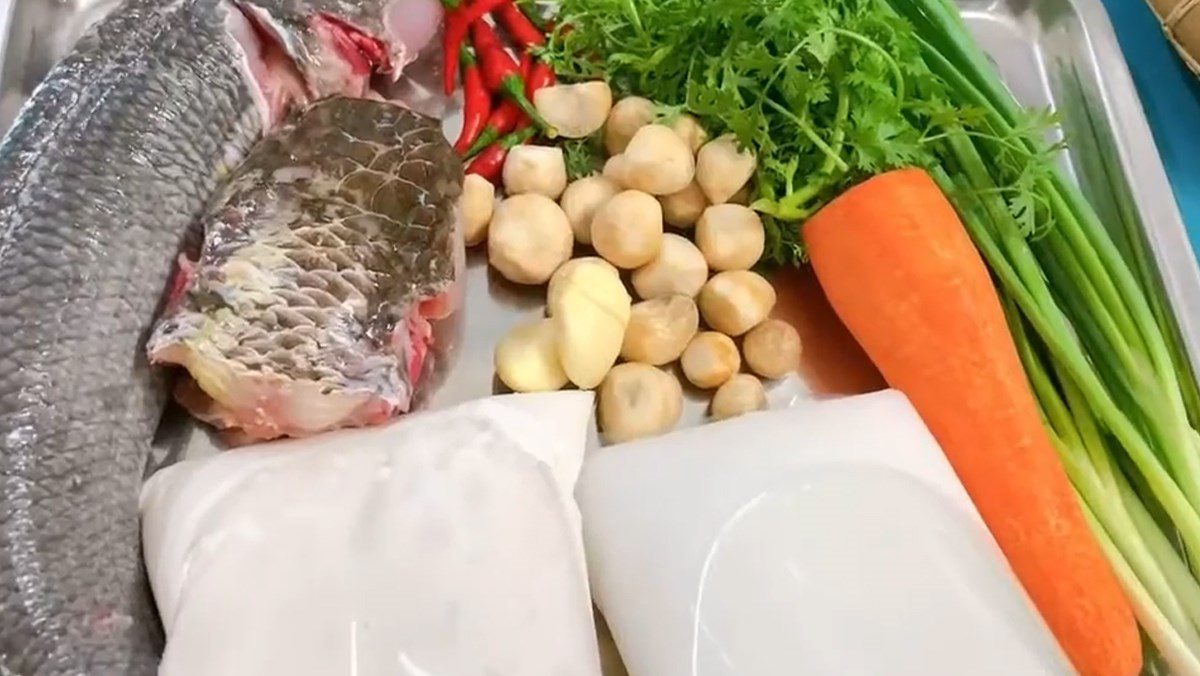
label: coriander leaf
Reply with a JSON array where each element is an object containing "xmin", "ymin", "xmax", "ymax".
[
  {"xmin": 561, "ymin": 136, "xmax": 605, "ymax": 181},
  {"xmin": 807, "ymin": 31, "xmax": 837, "ymax": 66},
  {"xmin": 1007, "ymin": 188, "xmax": 1038, "ymax": 237}
]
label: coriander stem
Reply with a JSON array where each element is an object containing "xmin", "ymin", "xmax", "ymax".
[
  {"xmin": 777, "ymin": 177, "xmax": 835, "ymax": 218},
  {"xmin": 821, "ymin": 84, "xmax": 851, "ymax": 175},
  {"xmin": 756, "ymin": 40, "xmax": 810, "ymax": 110},
  {"xmin": 620, "ymin": 0, "xmax": 643, "ymax": 34},
  {"xmin": 763, "ymin": 97, "xmax": 849, "ymax": 172},
  {"xmin": 922, "ymin": 129, "xmax": 1038, "ymax": 160}
]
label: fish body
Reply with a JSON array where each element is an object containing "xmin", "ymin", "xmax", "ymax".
[
  {"xmin": 148, "ymin": 97, "xmax": 463, "ymax": 441},
  {"xmin": 0, "ymin": 0, "xmax": 437, "ymax": 671}
]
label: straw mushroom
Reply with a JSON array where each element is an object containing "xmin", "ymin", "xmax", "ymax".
[
  {"xmin": 680, "ymin": 331, "xmax": 740, "ymax": 389},
  {"xmin": 461, "ymin": 174, "xmax": 495, "ymax": 246},
  {"xmin": 603, "ymin": 155, "xmax": 628, "ymax": 187},
  {"xmin": 620, "ymin": 124, "xmax": 695, "ymax": 195},
  {"xmin": 488, "ymin": 194, "xmax": 573, "ymax": 284},
  {"xmin": 631, "ymin": 233, "xmax": 708, "ymax": 300},
  {"xmin": 743, "ymin": 319, "xmax": 802, "ymax": 379},
  {"xmin": 695, "ymin": 134, "xmax": 757, "ymax": 204},
  {"xmin": 659, "ymin": 181, "xmax": 708, "ymax": 229},
  {"xmin": 670, "ymin": 113, "xmax": 707, "ymax": 154},
  {"xmin": 604, "ymin": 96, "xmax": 655, "ymax": 155},
  {"xmin": 534, "ymin": 81, "xmax": 613, "ymax": 138},
  {"xmin": 591, "ymin": 190, "xmax": 664, "ymax": 269},
  {"xmin": 599, "ymin": 363, "xmax": 683, "ymax": 443},
  {"xmin": 620, "ymin": 295, "xmax": 700, "ymax": 365},
  {"xmin": 698, "ymin": 271, "xmax": 776, "ymax": 336},
  {"xmin": 502, "ymin": 145, "xmax": 567, "ymax": 199},
  {"xmin": 560, "ymin": 175, "xmax": 620, "ymax": 245},
  {"xmin": 695, "ymin": 204, "xmax": 766, "ymax": 271},
  {"xmin": 711, "ymin": 374, "xmax": 767, "ymax": 420}
]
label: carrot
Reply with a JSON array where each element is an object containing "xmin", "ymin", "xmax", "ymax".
[{"xmin": 803, "ymin": 168, "xmax": 1140, "ymax": 676}]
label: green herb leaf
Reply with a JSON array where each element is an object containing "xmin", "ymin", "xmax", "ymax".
[{"xmin": 561, "ymin": 136, "xmax": 605, "ymax": 181}]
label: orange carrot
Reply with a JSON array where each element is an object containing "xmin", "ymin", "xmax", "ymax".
[{"xmin": 804, "ymin": 167, "xmax": 1139, "ymax": 676}]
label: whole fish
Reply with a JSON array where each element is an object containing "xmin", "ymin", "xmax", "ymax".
[
  {"xmin": 0, "ymin": 0, "xmax": 440, "ymax": 672},
  {"xmin": 148, "ymin": 96, "xmax": 463, "ymax": 442}
]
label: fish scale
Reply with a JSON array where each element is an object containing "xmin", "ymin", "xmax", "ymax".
[
  {"xmin": 0, "ymin": 1, "xmax": 259, "ymax": 670},
  {"xmin": 147, "ymin": 96, "xmax": 462, "ymax": 442},
  {"xmin": 0, "ymin": 0, "xmax": 431, "ymax": 670}
]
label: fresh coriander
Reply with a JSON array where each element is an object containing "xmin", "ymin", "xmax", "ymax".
[
  {"xmin": 561, "ymin": 136, "xmax": 605, "ymax": 181},
  {"xmin": 541, "ymin": 0, "xmax": 1052, "ymax": 264}
]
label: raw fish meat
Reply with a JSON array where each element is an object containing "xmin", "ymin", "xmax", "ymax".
[{"xmin": 148, "ymin": 96, "xmax": 463, "ymax": 441}]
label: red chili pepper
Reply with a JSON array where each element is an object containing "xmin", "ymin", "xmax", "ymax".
[
  {"xmin": 441, "ymin": 0, "xmax": 513, "ymax": 94},
  {"xmin": 494, "ymin": 2, "xmax": 544, "ymax": 47},
  {"xmin": 465, "ymin": 105, "xmax": 519, "ymax": 157},
  {"xmin": 453, "ymin": 46, "xmax": 490, "ymax": 154},
  {"xmin": 470, "ymin": 19, "xmax": 517, "ymax": 91},
  {"xmin": 470, "ymin": 20, "xmax": 556, "ymax": 136},
  {"xmin": 466, "ymin": 126, "xmax": 537, "ymax": 184},
  {"xmin": 526, "ymin": 59, "xmax": 555, "ymax": 94},
  {"xmin": 464, "ymin": 54, "xmax": 530, "ymax": 157},
  {"xmin": 513, "ymin": 60, "xmax": 556, "ymax": 132},
  {"xmin": 516, "ymin": 2, "xmax": 554, "ymax": 32},
  {"xmin": 442, "ymin": 2, "xmax": 466, "ymax": 95}
]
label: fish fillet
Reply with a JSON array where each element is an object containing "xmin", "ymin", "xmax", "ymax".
[
  {"xmin": 148, "ymin": 96, "xmax": 463, "ymax": 442},
  {"xmin": 0, "ymin": 0, "xmax": 437, "ymax": 671}
]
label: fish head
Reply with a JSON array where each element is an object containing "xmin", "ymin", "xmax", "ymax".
[{"xmin": 241, "ymin": 0, "xmax": 443, "ymax": 98}]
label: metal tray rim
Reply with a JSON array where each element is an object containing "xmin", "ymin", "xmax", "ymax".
[{"xmin": 1062, "ymin": 0, "xmax": 1200, "ymax": 369}]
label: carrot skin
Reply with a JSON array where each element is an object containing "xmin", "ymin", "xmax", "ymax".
[{"xmin": 803, "ymin": 168, "xmax": 1140, "ymax": 676}]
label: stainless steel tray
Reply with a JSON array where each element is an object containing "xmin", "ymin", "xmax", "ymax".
[{"xmin": 0, "ymin": 0, "xmax": 1195, "ymax": 672}]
